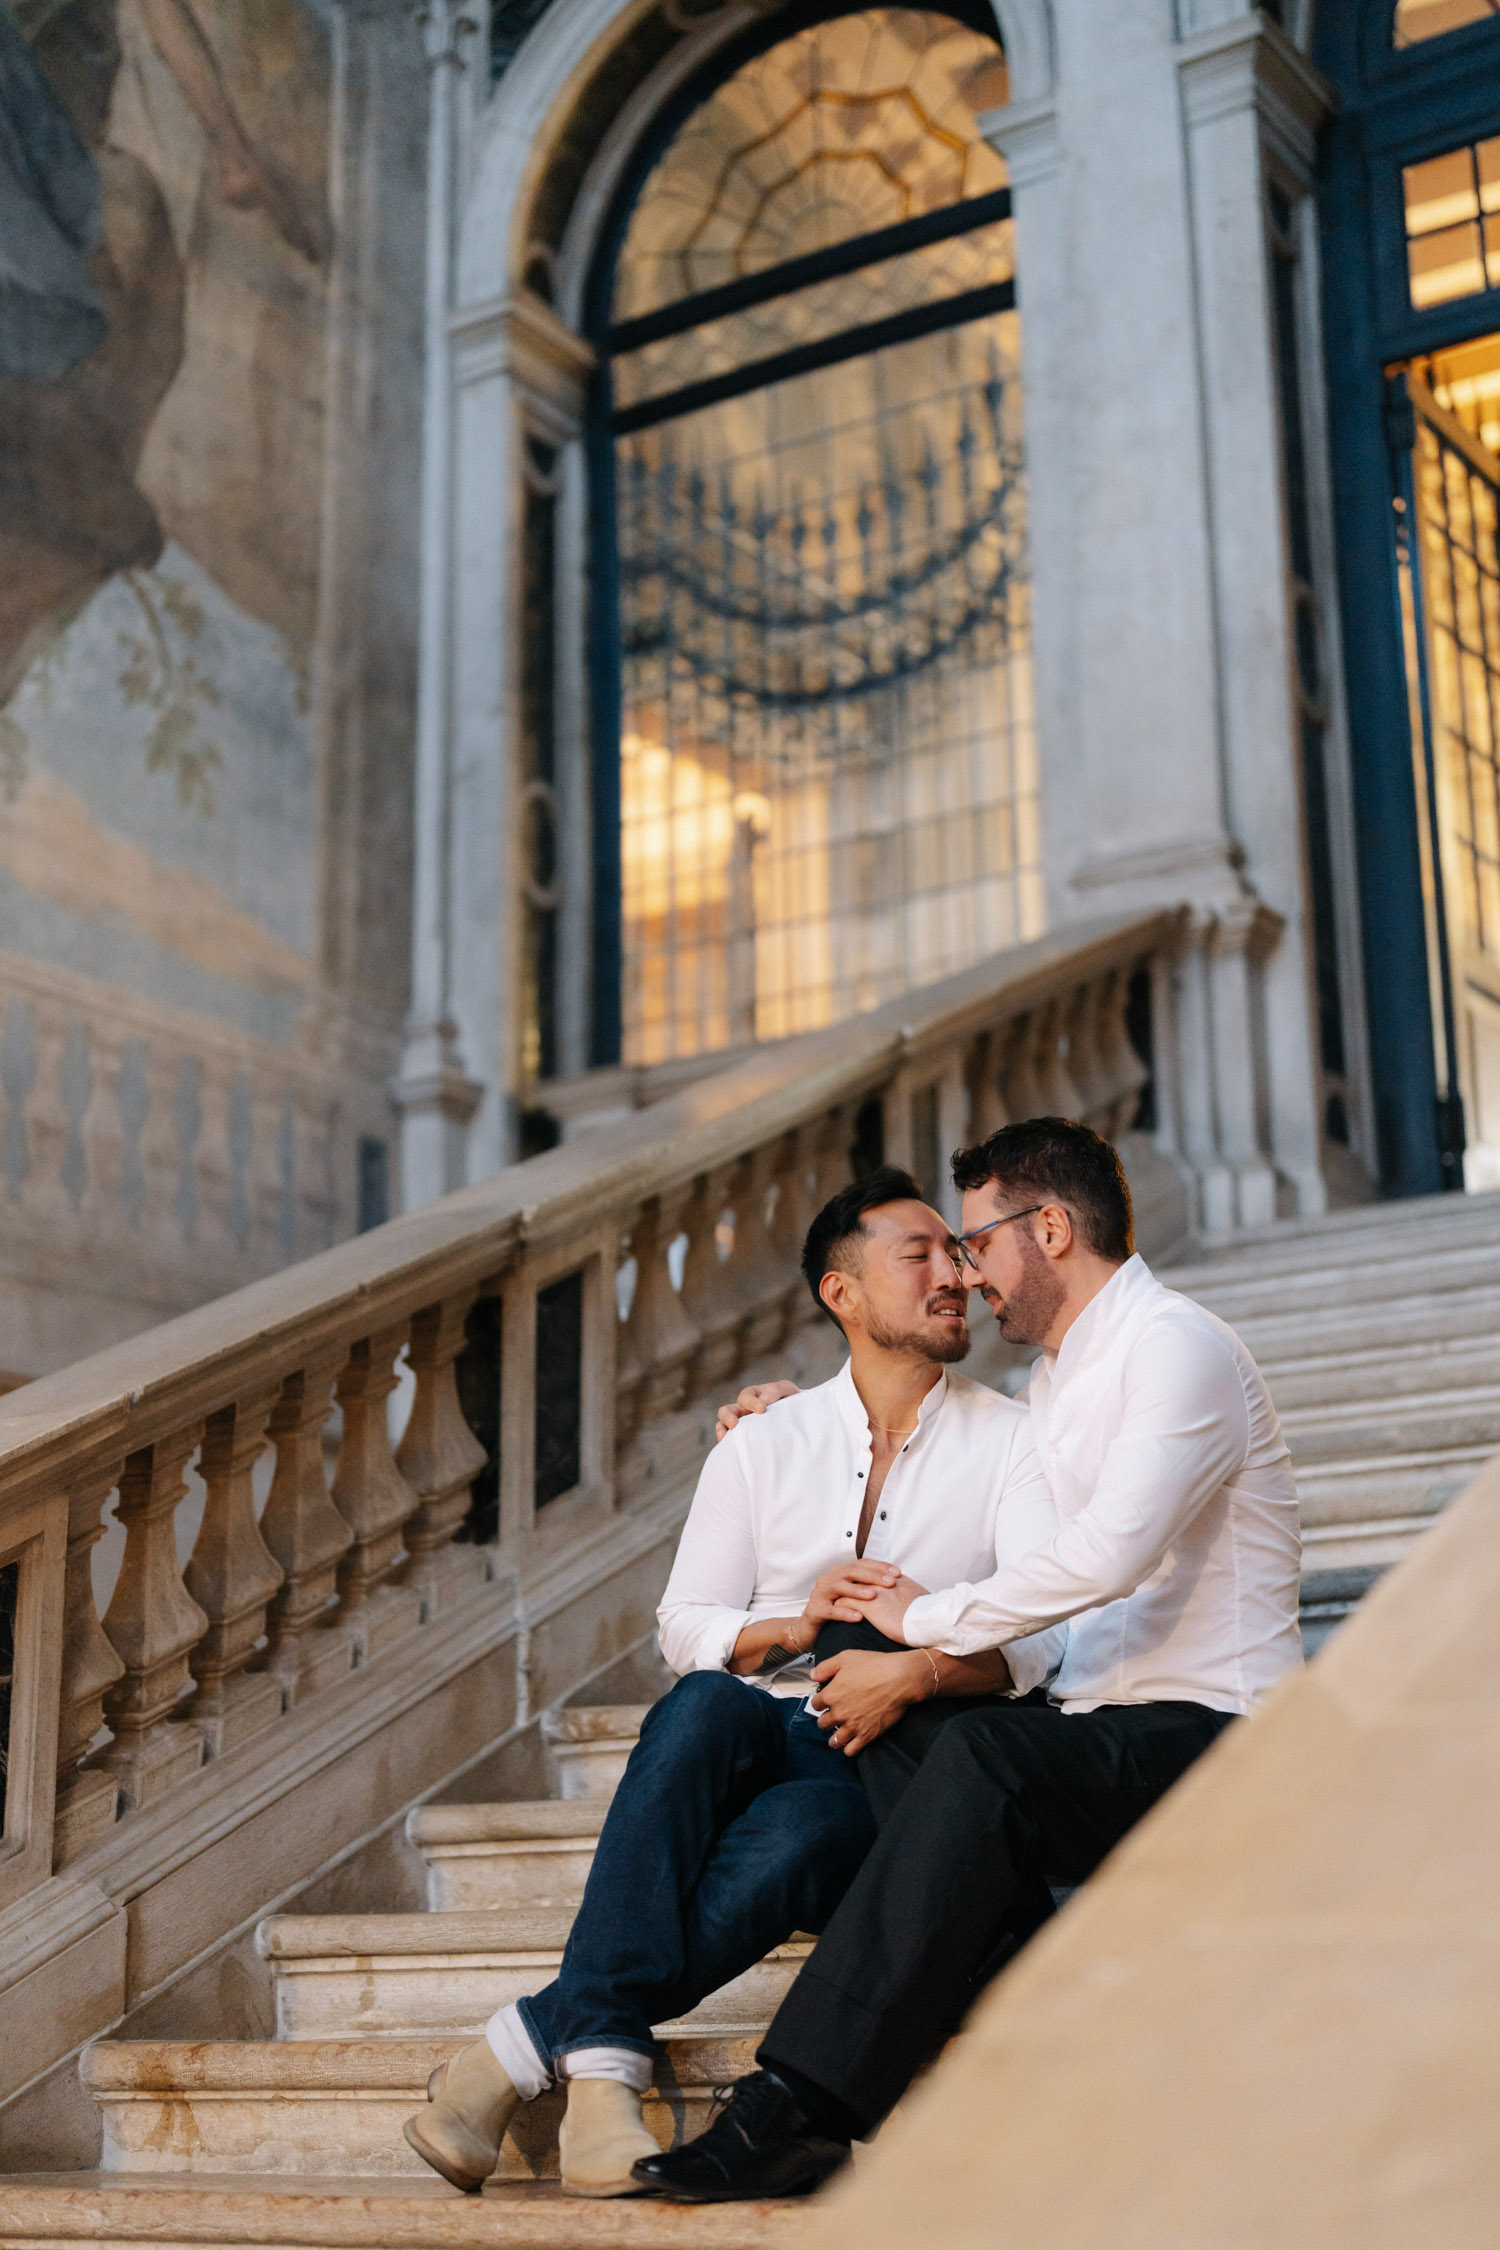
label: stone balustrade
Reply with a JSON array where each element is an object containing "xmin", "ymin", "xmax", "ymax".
[{"xmin": 0, "ymin": 908, "xmax": 1218, "ymax": 2113}]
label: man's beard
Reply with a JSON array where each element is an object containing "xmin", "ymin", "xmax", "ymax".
[
  {"xmin": 865, "ymin": 1298, "xmax": 972, "ymax": 1364},
  {"xmin": 987, "ymin": 1234, "xmax": 1066, "ymax": 1347}
]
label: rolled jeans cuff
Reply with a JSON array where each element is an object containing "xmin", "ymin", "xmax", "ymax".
[
  {"xmin": 484, "ymin": 2001, "xmax": 553, "ymax": 2101},
  {"xmin": 556, "ymin": 2046, "xmax": 655, "ymax": 2093}
]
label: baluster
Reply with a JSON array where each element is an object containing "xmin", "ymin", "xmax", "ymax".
[
  {"xmin": 261, "ymin": 1352, "xmax": 355, "ymax": 1704},
  {"xmin": 635, "ymin": 1190, "xmax": 701, "ymax": 1421},
  {"xmin": 767, "ymin": 1121, "xmax": 824, "ymax": 1333},
  {"xmin": 996, "ymin": 1010, "xmax": 1041, "ymax": 1123},
  {"xmin": 396, "ymin": 1296, "xmax": 489, "ymax": 1617},
  {"xmin": 53, "ymin": 1456, "xmax": 126, "ymax": 1863},
  {"xmin": 614, "ymin": 1192, "xmax": 700, "ymax": 1499},
  {"xmin": 1034, "ymin": 999, "xmax": 1085, "ymax": 1119},
  {"xmin": 733, "ymin": 1138, "xmax": 796, "ymax": 1360},
  {"xmin": 812, "ymin": 1104, "xmax": 857, "ymax": 1210},
  {"xmin": 98, "ymin": 1430, "xmax": 208, "ymax": 1811},
  {"xmin": 184, "ymin": 1384, "xmax": 285, "ymax": 1757},
  {"xmin": 614, "ymin": 1215, "xmax": 648, "ymax": 1474},
  {"xmin": 1064, "ymin": 979, "xmax": 1113, "ymax": 1128},
  {"xmin": 967, "ymin": 1025, "xmax": 1012, "ymax": 1142},
  {"xmin": 331, "ymin": 1324, "xmax": 424, "ymax": 1659},
  {"xmin": 935, "ymin": 1054, "xmax": 970, "ymax": 1223},
  {"xmin": 1093, "ymin": 966, "xmax": 1150, "ymax": 1137},
  {"xmin": 678, "ymin": 1165, "xmax": 745, "ymax": 1396}
]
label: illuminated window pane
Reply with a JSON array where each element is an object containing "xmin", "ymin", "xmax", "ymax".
[
  {"xmin": 611, "ymin": 11, "xmax": 1037, "ymax": 1066},
  {"xmin": 614, "ymin": 12, "xmax": 1009, "ymax": 322},
  {"xmin": 1420, "ymin": 330, "xmax": 1500, "ymax": 455},
  {"xmin": 1404, "ymin": 140, "xmax": 1500, "ymax": 308},
  {"xmin": 1401, "ymin": 348, "xmax": 1500, "ymax": 961},
  {"xmin": 1394, "ymin": 0, "xmax": 1500, "ymax": 42}
]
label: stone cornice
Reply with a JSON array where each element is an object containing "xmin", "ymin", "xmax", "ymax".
[
  {"xmin": 977, "ymin": 93, "xmax": 1062, "ymax": 190},
  {"xmin": 1177, "ymin": 13, "xmax": 1335, "ymax": 187},
  {"xmin": 449, "ymin": 291, "xmax": 596, "ymax": 428}
]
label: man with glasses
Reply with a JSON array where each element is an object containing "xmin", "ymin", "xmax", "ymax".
[
  {"xmin": 634, "ymin": 1115, "xmax": 1302, "ymax": 2203},
  {"xmin": 402, "ymin": 1165, "xmax": 1061, "ymax": 2198}
]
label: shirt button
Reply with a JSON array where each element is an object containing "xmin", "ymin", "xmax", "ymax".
[
  {"xmin": 879, "ymin": 1511, "xmax": 886, "ymax": 1519},
  {"xmin": 845, "ymin": 1531, "xmax": 853, "ymax": 1539}
]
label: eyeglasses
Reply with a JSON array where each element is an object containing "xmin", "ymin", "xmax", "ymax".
[{"xmin": 951, "ymin": 1205, "xmax": 1044, "ymax": 1273}]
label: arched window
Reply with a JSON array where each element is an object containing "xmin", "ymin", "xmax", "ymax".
[{"xmin": 586, "ymin": 7, "xmax": 1036, "ymax": 1066}]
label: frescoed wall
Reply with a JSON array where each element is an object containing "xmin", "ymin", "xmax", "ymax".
[{"xmin": 0, "ymin": 0, "xmax": 426, "ymax": 1375}]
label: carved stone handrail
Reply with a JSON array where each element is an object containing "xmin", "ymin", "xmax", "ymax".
[{"xmin": 0, "ymin": 911, "xmax": 1187, "ymax": 1944}]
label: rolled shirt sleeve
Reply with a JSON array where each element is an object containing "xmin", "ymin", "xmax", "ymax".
[
  {"xmin": 656, "ymin": 1431, "xmax": 759, "ymax": 1676},
  {"xmin": 903, "ymin": 1322, "xmax": 1253, "ymax": 1658}
]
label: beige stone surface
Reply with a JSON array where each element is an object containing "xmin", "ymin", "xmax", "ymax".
[
  {"xmin": 0, "ymin": 2171, "xmax": 802, "ymax": 2247},
  {"xmin": 820, "ymin": 1452, "xmax": 1500, "ymax": 2250},
  {"xmin": 257, "ymin": 1910, "xmax": 809, "ymax": 2040},
  {"xmin": 407, "ymin": 1797, "xmax": 610, "ymax": 1912},
  {"xmin": 416, "ymin": 1833, "xmax": 599, "ymax": 1916},
  {"xmin": 83, "ymin": 2036, "xmax": 760, "ymax": 2181},
  {"xmin": 542, "ymin": 1705, "xmax": 648, "ymax": 1800},
  {"xmin": 0, "ymin": 1882, "xmax": 127, "ymax": 2108}
]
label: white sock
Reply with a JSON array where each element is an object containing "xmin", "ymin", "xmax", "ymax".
[
  {"xmin": 557, "ymin": 2047, "xmax": 655, "ymax": 2094},
  {"xmin": 483, "ymin": 2002, "xmax": 552, "ymax": 2100}
]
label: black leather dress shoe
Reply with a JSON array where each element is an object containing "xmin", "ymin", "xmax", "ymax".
[{"xmin": 631, "ymin": 2070, "xmax": 851, "ymax": 2203}]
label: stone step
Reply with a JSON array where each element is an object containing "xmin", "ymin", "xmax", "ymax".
[
  {"xmin": 406, "ymin": 1800, "xmax": 610, "ymax": 1915},
  {"xmin": 1253, "ymin": 1334, "xmax": 1500, "ymax": 1410},
  {"xmin": 81, "ymin": 2037, "xmax": 759, "ymax": 2183},
  {"xmin": 1227, "ymin": 1280, "xmax": 1500, "ymax": 1363},
  {"xmin": 541, "ymin": 1707, "xmax": 649, "ymax": 1800},
  {"xmin": 1296, "ymin": 1448, "xmax": 1491, "ymax": 1569},
  {"xmin": 1281, "ymin": 1386, "xmax": 1500, "ymax": 1465},
  {"xmin": 255, "ymin": 1912, "xmax": 809, "ymax": 2040},
  {"xmin": 1165, "ymin": 1189, "xmax": 1500, "ymax": 1280},
  {"xmin": 1175, "ymin": 1236, "xmax": 1500, "ymax": 1323},
  {"xmin": 0, "ymin": 2175, "xmax": 801, "ymax": 2250}
]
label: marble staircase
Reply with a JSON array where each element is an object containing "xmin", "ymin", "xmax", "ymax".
[
  {"xmin": 5, "ymin": 1185, "xmax": 1498, "ymax": 2246},
  {"xmin": 0, "ymin": 1702, "xmax": 807, "ymax": 2245},
  {"xmin": 1164, "ymin": 1187, "xmax": 1500, "ymax": 1645}
]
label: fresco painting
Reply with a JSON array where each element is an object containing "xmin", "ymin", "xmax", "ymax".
[{"xmin": 0, "ymin": 0, "xmax": 330, "ymax": 1023}]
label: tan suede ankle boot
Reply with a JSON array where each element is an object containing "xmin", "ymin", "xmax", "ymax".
[
  {"xmin": 402, "ymin": 2038, "xmax": 520, "ymax": 2192},
  {"xmin": 558, "ymin": 2077, "xmax": 659, "ymax": 2197}
]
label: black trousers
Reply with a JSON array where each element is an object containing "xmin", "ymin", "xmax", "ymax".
[
  {"xmin": 771, "ymin": 1629, "xmax": 1233, "ymax": 2133},
  {"xmin": 812, "ymin": 1617, "xmax": 1017, "ymax": 1827}
]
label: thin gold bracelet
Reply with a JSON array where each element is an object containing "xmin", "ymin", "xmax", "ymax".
[{"xmin": 922, "ymin": 1649, "xmax": 942, "ymax": 1700}]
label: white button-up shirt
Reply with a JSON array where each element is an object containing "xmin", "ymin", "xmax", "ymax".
[
  {"xmin": 903, "ymin": 1256, "xmax": 1303, "ymax": 1715},
  {"xmin": 658, "ymin": 1360, "xmax": 1061, "ymax": 1697}
]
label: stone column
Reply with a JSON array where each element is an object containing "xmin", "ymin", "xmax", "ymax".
[
  {"xmin": 981, "ymin": 2, "xmax": 1329, "ymax": 1222},
  {"xmin": 395, "ymin": 0, "xmax": 485, "ymax": 1209},
  {"xmin": 1175, "ymin": 7, "xmax": 1334, "ymax": 1214}
]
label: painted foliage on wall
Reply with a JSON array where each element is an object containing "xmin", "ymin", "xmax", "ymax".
[{"xmin": 0, "ymin": 0, "xmax": 329, "ymax": 1039}]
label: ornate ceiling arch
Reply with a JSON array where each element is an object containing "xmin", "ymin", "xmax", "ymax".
[{"xmin": 456, "ymin": 0, "xmax": 1053, "ymax": 315}]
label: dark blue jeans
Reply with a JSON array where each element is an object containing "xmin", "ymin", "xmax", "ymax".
[{"xmin": 518, "ymin": 1670, "xmax": 877, "ymax": 2068}]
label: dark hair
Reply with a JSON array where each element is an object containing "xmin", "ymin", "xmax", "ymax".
[
  {"xmin": 950, "ymin": 1117, "xmax": 1133, "ymax": 1263},
  {"xmin": 801, "ymin": 1165, "xmax": 926, "ymax": 1325}
]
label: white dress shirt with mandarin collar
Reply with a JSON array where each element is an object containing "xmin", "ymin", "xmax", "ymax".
[
  {"xmin": 657, "ymin": 1359, "xmax": 1064, "ymax": 1698},
  {"xmin": 900, "ymin": 1254, "xmax": 1304, "ymax": 1715}
]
